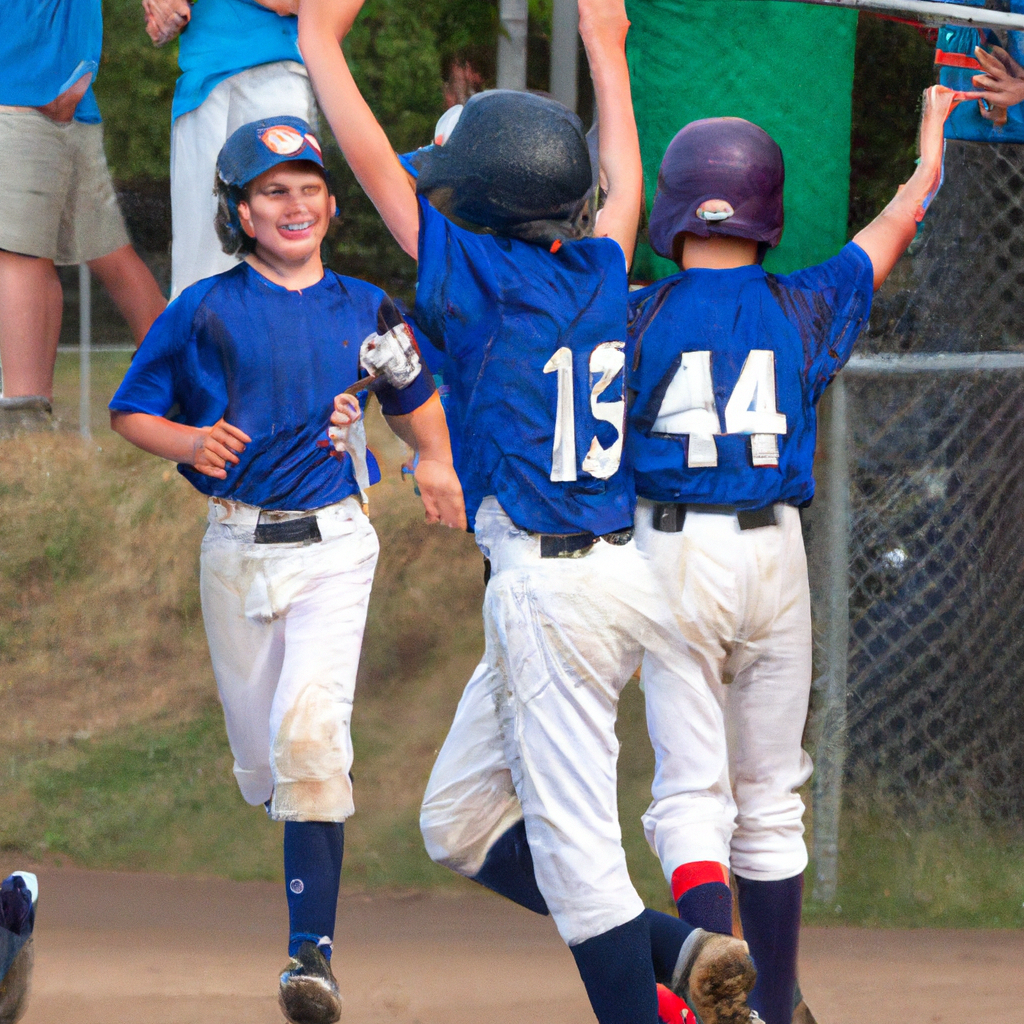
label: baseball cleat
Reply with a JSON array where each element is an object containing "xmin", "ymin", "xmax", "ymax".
[
  {"xmin": 278, "ymin": 941, "xmax": 342, "ymax": 1024},
  {"xmin": 670, "ymin": 929, "xmax": 758, "ymax": 1024}
]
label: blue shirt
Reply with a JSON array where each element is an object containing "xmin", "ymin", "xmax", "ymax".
[
  {"xmin": 414, "ymin": 196, "xmax": 634, "ymax": 535},
  {"xmin": 0, "ymin": 0, "xmax": 101, "ymax": 123},
  {"xmin": 627, "ymin": 242, "xmax": 874, "ymax": 510},
  {"xmin": 110, "ymin": 263, "xmax": 435, "ymax": 511},
  {"xmin": 934, "ymin": 2, "xmax": 1024, "ymax": 143},
  {"xmin": 173, "ymin": 0, "xmax": 302, "ymax": 121}
]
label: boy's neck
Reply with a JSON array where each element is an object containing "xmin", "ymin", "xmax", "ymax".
[
  {"xmin": 245, "ymin": 248, "xmax": 325, "ymax": 291},
  {"xmin": 680, "ymin": 233, "xmax": 759, "ymax": 271}
]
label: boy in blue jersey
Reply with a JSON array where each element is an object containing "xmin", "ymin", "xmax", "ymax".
[
  {"xmin": 110, "ymin": 116, "xmax": 464, "ymax": 1024},
  {"xmin": 300, "ymin": 4, "xmax": 761, "ymax": 1024},
  {"xmin": 626, "ymin": 88, "xmax": 962, "ymax": 1024}
]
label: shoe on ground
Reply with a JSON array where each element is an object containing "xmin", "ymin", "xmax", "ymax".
[
  {"xmin": 278, "ymin": 941, "xmax": 342, "ymax": 1024},
  {"xmin": 671, "ymin": 929, "xmax": 758, "ymax": 1024}
]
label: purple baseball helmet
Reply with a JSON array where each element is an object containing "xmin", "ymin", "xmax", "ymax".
[{"xmin": 648, "ymin": 117, "xmax": 784, "ymax": 261}]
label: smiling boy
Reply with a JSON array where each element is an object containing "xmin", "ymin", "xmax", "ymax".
[{"xmin": 109, "ymin": 116, "xmax": 463, "ymax": 1024}]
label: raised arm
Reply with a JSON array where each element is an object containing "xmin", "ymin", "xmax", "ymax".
[
  {"xmin": 298, "ymin": 0, "xmax": 420, "ymax": 258},
  {"xmin": 853, "ymin": 86, "xmax": 965, "ymax": 291},
  {"xmin": 579, "ymin": 0, "xmax": 642, "ymax": 266},
  {"xmin": 383, "ymin": 393, "xmax": 466, "ymax": 530}
]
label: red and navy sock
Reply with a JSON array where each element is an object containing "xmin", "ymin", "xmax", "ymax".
[
  {"xmin": 570, "ymin": 912, "xmax": 661, "ymax": 1024},
  {"xmin": 471, "ymin": 819, "xmax": 549, "ymax": 915},
  {"xmin": 671, "ymin": 861, "xmax": 733, "ymax": 935},
  {"xmin": 735, "ymin": 872, "xmax": 803, "ymax": 1024},
  {"xmin": 284, "ymin": 820, "xmax": 344, "ymax": 960}
]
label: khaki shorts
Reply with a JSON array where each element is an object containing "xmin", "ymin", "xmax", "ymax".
[{"xmin": 0, "ymin": 108, "xmax": 130, "ymax": 265}]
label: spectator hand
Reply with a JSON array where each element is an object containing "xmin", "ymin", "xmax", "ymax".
[
  {"xmin": 972, "ymin": 46, "xmax": 1024, "ymax": 113},
  {"xmin": 191, "ymin": 419, "xmax": 251, "ymax": 479},
  {"xmin": 414, "ymin": 459, "xmax": 467, "ymax": 530},
  {"xmin": 143, "ymin": 0, "xmax": 192, "ymax": 47}
]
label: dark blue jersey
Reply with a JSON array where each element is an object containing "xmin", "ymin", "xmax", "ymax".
[
  {"xmin": 110, "ymin": 263, "xmax": 435, "ymax": 511},
  {"xmin": 627, "ymin": 242, "xmax": 873, "ymax": 510},
  {"xmin": 414, "ymin": 196, "xmax": 634, "ymax": 535}
]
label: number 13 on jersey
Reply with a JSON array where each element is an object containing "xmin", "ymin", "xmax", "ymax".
[
  {"xmin": 653, "ymin": 349, "xmax": 787, "ymax": 468},
  {"xmin": 543, "ymin": 342, "xmax": 625, "ymax": 482}
]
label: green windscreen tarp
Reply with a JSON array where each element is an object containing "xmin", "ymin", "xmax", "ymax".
[{"xmin": 625, "ymin": 0, "xmax": 858, "ymax": 278}]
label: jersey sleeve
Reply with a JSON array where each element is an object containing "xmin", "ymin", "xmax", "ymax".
[
  {"xmin": 108, "ymin": 278, "xmax": 225, "ymax": 424},
  {"xmin": 769, "ymin": 241, "xmax": 874, "ymax": 401},
  {"xmin": 373, "ymin": 360, "xmax": 437, "ymax": 417}
]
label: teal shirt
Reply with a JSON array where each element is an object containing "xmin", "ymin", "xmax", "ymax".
[{"xmin": 173, "ymin": 0, "xmax": 301, "ymax": 121}]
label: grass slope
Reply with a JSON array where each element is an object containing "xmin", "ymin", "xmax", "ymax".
[{"xmin": 1, "ymin": 354, "xmax": 1022, "ymax": 927}]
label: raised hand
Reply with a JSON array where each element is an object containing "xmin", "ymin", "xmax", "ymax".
[{"xmin": 972, "ymin": 45, "xmax": 1024, "ymax": 113}]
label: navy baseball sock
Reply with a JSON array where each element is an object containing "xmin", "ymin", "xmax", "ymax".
[
  {"xmin": 472, "ymin": 819, "xmax": 549, "ymax": 915},
  {"xmin": 570, "ymin": 912, "xmax": 660, "ymax": 1024},
  {"xmin": 736, "ymin": 872, "xmax": 803, "ymax": 1024},
  {"xmin": 642, "ymin": 908, "xmax": 694, "ymax": 983},
  {"xmin": 284, "ymin": 820, "xmax": 344, "ymax": 960},
  {"xmin": 671, "ymin": 862, "xmax": 733, "ymax": 935}
]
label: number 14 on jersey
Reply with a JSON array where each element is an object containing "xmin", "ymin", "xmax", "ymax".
[{"xmin": 653, "ymin": 349, "xmax": 787, "ymax": 468}]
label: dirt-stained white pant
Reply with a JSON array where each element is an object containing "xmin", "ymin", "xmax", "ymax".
[
  {"xmin": 635, "ymin": 498, "xmax": 814, "ymax": 883},
  {"xmin": 199, "ymin": 497, "xmax": 378, "ymax": 823},
  {"xmin": 422, "ymin": 497, "xmax": 676, "ymax": 947}
]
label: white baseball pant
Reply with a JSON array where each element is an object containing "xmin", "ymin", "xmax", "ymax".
[
  {"xmin": 426, "ymin": 497, "xmax": 677, "ymax": 947},
  {"xmin": 169, "ymin": 60, "xmax": 316, "ymax": 298},
  {"xmin": 635, "ymin": 499, "xmax": 814, "ymax": 883},
  {"xmin": 199, "ymin": 496, "xmax": 378, "ymax": 823}
]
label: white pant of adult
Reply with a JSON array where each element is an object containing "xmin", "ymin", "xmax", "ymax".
[
  {"xmin": 422, "ymin": 497, "xmax": 675, "ymax": 947},
  {"xmin": 169, "ymin": 60, "xmax": 316, "ymax": 298},
  {"xmin": 199, "ymin": 497, "xmax": 378, "ymax": 822},
  {"xmin": 635, "ymin": 498, "xmax": 814, "ymax": 884}
]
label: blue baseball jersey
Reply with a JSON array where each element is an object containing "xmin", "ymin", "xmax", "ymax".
[
  {"xmin": 414, "ymin": 196, "xmax": 634, "ymax": 536},
  {"xmin": 627, "ymin": 242, "xmax": 874, "ymax": 510},
  {"xmin": 110, "ymin": 263, "xmax": 435, "ymax": 511}
]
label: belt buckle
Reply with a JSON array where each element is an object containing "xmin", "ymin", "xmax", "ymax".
[
  {"xmin": 540, "ymin": 533, "xmax": 597, "ymax": 559},
  {"xmin": 253, "ymin": 513, "xmax": 322, "ymax": 545}
]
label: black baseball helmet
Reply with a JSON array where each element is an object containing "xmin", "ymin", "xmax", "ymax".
[
  {"xmin": 417, "ymin": 90, "xmax": 596, "ymax": 247},
  {"xmin": 648, "ymin": 117, "xmax": 785, "ymax": 262}
]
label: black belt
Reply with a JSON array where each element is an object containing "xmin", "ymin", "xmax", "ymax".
[
  {"xmin": 651, "ymin": 502, "xmax": 779, "ymax": 533},
  {"xmin": 539, "ymin": 526, "xmax": 634, "ymax": 559},
  {"xmin": 254, "ymin": 514, "xmax": 322, "ymax": 545}
]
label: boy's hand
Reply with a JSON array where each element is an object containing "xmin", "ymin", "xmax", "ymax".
[
  {"xmin": 414, "ymin": 459, "xmax": 467, "ymax": 530},
  {"xmin": 143, "ymin": 0, "xmax": 191, "ymax": 46},
  {"xmin": 331, "ymin": 392, "xmax": 362, "ymax": 427},
  {"xmin": 972, "ymin": 45, "xmax": 1024, "ymax": 111},
  {"xmin": 578, "ymin": 0, "xmax": 629, "ymax": 49},
  {"xmin": 192, "ymin": 419, "xmax": 251, "ymax": 479}
]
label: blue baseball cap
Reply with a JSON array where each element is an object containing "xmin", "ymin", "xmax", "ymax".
[{"xmin": 216, "ymin": 116, "xmax": 325, "ymax": 188}]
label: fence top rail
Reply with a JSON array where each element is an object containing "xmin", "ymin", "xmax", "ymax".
[
  {"xmin": 738, "ymin": 0, "xmax": 1024, "ymax": 31},
  {"xmin": 846, "ymin": 352, "xmax": 1024, "ymax": 373}
]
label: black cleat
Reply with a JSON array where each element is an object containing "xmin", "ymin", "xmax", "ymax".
[{"xmin": 279, "ymin": 941, "xmax": 342, "ymax": 1024}]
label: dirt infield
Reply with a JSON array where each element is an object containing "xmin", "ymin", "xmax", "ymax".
[{"xmin": 17, "ymin": 867, "xmax": 1024, "ymax": 1024}]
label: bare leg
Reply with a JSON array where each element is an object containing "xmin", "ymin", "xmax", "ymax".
[
  {"xmin": 88, "ymin": 245, "xmax": 166, "ymax": 347},
  {"xmin": 0, "ymin": 250, "xmax": 62, "ymax": 399}
]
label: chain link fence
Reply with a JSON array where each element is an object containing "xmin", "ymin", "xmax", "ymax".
[{"xmin": 809, "ymin": 139, "xmax": 1024, "ymax": 900}]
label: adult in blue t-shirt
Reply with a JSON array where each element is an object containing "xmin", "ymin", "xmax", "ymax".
[
  {"xmin": 143, "ymin": 0, "xmax": 315, "ymax": 297},
  {"xmin": 0, "ymin": 0, "xmax": 165, "ymax": 406}
]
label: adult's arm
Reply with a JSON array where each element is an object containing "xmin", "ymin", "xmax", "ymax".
[
  {"xmin": 298, "ymin": 0, "xmax": 419, "ymax": 257},
  {"xmin": 579, "ymin": 0, "xmax": 643, "ymax": 267}
]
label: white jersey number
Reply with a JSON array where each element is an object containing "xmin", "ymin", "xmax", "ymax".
[
  {"xmin": 653, "ymin": 349, "xmax": 787, "ymax": 468},
  {"xmin": 543, "ymin": 342, "xmax": 626, "ymax": 482}
]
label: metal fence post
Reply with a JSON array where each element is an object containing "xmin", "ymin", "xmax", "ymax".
[
  {"xmin": 79, "ymin": 263, "xmax": 91, "ymax": 439},
  {"xmin": 551, "ymin": 0, "xmax": 579, "ymax": 112},
  {"xmin": 813, "ymin": 372, "xmax": 850, "ymax": 903},
  {"xmin": 497, "ymin": 0, "xmax": 529, "ymax": 91}
]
